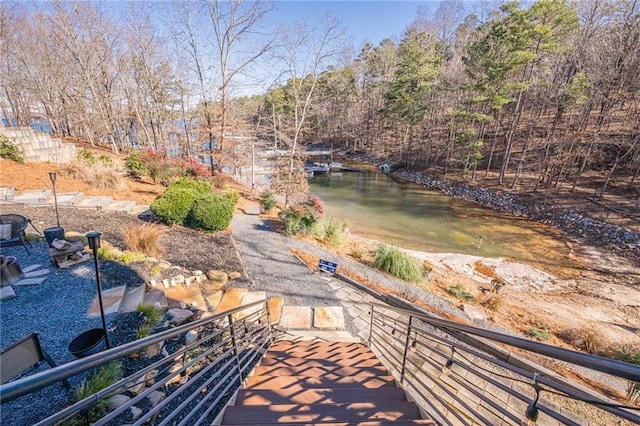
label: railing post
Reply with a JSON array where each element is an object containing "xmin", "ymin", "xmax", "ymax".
[
  {"xmin": 368, "ymin": 305, "xmax": 375, "ymax": 347},
  {"xmin": 228, "ymin": 314, "xmax": 243, "ymax": 379},
  {"xmin": 400, "ymin": 315, "xmax": 412, "ymax": 384},
  {"xmin": 265, "ymin": 301, "xmax": 274, "ymax": 342}
]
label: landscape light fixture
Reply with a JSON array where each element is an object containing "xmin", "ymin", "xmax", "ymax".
[
  {"xmin": 49, "ymin": 172, "xmax": 60, "ymax": 227},
  {"xmin": 86, "ymin": 231, "xmax": 111, "ymax": 349},
  {"xmin": 523, "ymin": 375, "xmax": 541, "ymax": 425},
  {"xmin": 442, "ymin": 346, "xmax": 455, "ymax": 375}
]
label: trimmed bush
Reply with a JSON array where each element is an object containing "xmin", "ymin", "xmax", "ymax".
[
  {"xmin": 373, "ymin": 245, "xmax": 425, "ymax": 283},
  {"xmin": 187, "ymin": 193, "xmax": 235, "ymax": 232},
  {"xmin": 151, "ymin": 187, "xmax": 200, "ymax": 225},
  {"xmin": 224, "ymin": 188, "xmax": 241, "ymax": 205},
  {"xmin": 171, "ymin": 177, "xmax": 211, "ymax": 194},
  {"xmin": 124, "ymin": 151, "xmax": 148, "ymax": 176}
]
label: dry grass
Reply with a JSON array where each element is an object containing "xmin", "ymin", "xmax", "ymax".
[
  {"xmin": 89, "ymin": 164, "xmax": 123, "ymax": 190},
  {"xmin": 473, "ymin": 260, "xmax": 497, "ymax": 279},
  {"xmin": 558, "ymin": 327, "xmax": 608, "ymax": 356},
  {"xmin": 480, "ymin": 294, "xmax": 503, "ymax": 311},
  {"xmin": 59, "ymin": 161, "xmax": 123, "ymax": 190},
  {"xmin": 122, "ymin": 223, "xmax": 167, "ymax": 257}
]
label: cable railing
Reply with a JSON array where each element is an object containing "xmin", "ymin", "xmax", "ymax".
[
  {"xmin": 0, "ymin": 299, "xmax": 275, "ymax": 425},
  {"xmin": 367, "ymin": 302, "xmax": 640, "ymax": 425}
]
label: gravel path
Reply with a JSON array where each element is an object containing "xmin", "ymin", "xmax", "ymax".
[{"xmin": 231, "ymin": 211, "xmax": 464, "ymax": 336}]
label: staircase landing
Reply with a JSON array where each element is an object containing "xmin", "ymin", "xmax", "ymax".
[{"xmin": 219, "ymin": 340, "xmax": 433, "ymax": 425}]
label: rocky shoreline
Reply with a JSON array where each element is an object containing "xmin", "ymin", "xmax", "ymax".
[{"xmin": 388, "ymin": 168, "xmax": 640, "ymax": 261}]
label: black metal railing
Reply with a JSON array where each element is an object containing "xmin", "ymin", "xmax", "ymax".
[
  {"xmin": 0, "ymin": 299, "xmax": 275, "ymax": 425},
  {"xmin": 368, "ymin": 302, "xmax": 640, "ymax": 426}
]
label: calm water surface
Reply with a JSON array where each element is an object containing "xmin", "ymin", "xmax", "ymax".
[{"xmin": 309, "ymin": 171, "xmax": 576, "ymax": 274}]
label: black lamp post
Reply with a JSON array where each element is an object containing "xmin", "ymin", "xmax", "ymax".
[
  {"xmin": 86, "ymin": 232, "xmax": 110, "ymax": 349},
  {"xmin": 49, "ymin": 172, "xmax": 60, "ymax": 228}
]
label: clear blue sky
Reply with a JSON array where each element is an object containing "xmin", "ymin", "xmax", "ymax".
[{"xmin": 273, "ymin": 1, "xmax": 438, "ymax": 47}]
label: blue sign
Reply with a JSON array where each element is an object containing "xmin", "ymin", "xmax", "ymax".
[{"xmin": 318, "ymin": 259, "xmax": 338, "ymax": 274}]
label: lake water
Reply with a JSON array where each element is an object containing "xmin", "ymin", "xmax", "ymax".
[{"xmin": 309, "ymin": 171, "xmax": 577, "ymax": 275}]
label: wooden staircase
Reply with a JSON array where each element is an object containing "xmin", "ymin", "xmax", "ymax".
[{"xmin": 219, "ymin": 340, "xmax": 433, "ymax": 425}]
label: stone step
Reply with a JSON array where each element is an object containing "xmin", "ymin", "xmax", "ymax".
[
  {"xmin": 0, "ymin": 286, "xmax": 16, "ymax": 301},
  {"xmin": 237, "ymin": 291, "xmax": 266, "ymax": 319},
  {"xmin": 44, "ymin": 192, "xmax": 84, "ymax": 207},
  {"xmin": 118, "ymin": 285, "xmax": 146, "ymax": 313},
  {"xmin": 266, "ymin": 345, "xmax": 375, "ymax": 360},
  {"xmin": 214, "ymin": 288, "xmax": 248, "ymax": 315},
  {"xmin": 313, "ymin": 306, "xmax": 345, "ymax": 330},
  {"xmin": 12, "ymin": 190, "xmax": 51, "ymax": 204},
  {"xmin": 243, "ymin": 375, "xmax": 397, "ymax": 390},
  {"xmin": 87, "ymin": 285, "xmax": 126, "ymax": 318},
  {"xmin": 267, "ymin": 297, "xmax": 284, "ymax": 324},
  {"xmin": 0, "ymin": 187, "xmax": 15, "ymax": 201},
  {"xmin": 103, "ymin": 200, "xmax": 136, "ymax": 213},
  {"xmin": 144, "ymin": 288, "xmax": 168, "ymax": 308},
  {"xmin": 279, "ymin": 306, "xmax": 312, "ymax": 329},
  {"xmin": 235, "ymin": 387, "xmax": 408, "ymax": 406},
  {"xmin": 163, "ymin": 282, "xmax": 207, "ymax": 311},
  {"xmin": 75, "ymin": 196, "xmax": 114, "ymax": 210},
  {"xmin": 221, "ymin": 401, "xmax": 422, "ymax": 424}
]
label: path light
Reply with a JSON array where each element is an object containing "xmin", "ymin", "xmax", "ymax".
[
  {"xmin": 49, "ymin": 172, "xmax": 60, "ymax": 228},
  {"xmin": 442, "ymin": 346, "xmax": 455, "ymax": 375},
  {"xmin": 523, "ymin": 375, "xmax": 541, "ymax": 425},
  {"xmin": 86, "ymin": 231, "xmax": 111, "ymax": 349}
]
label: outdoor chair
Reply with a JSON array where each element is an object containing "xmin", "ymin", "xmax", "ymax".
[
  {"xmin": 0, "ymin": 214, "xmax": 37, "ymax": 254},
  {"xmin": 0, "ymin": 333, "xmax": 70, "ymax": 388}
]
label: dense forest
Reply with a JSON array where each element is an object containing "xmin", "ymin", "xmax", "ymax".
[{"xmin": 1, "ymin": 0, "xmax": 638, "ymax": 198}]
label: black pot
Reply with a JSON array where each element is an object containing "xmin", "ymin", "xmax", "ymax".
[
  {"xmin": 44, "ymin": 227, "xmax": 65, "ymax": 247},
  {"xmin": 68, "ymin": 328, "xmax": 106, "ymax": 358}
]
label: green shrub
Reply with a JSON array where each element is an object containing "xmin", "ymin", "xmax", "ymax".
[
  {"xmin": 259, "ymin": 191, "xmax": 278, "ymax": 213},
  {"xmin": 617, "ymin": 345, "xmax": 640, "ymax": 365},
  {"xmin": 97, "ymin": 154, "xmax": 114, "ymax": 167},
  {"xmin": 448, "ymin": 284, "xmax": 475, "ymax": 301},
  {"xmin": 373, "ymin": 245, "xmax": 425, "ymax": 283},
  {"xmin": 527, "ymin": 322, "xmax": 550, "ymax": 341},
  {"xmin": 76, "ymin": 148, "xmax": 96, "ymax": 165},
  {"xmin": 124, "ymin": 151, "xmax": 149, "ymax": 176},
  {"xmin": 282, "ymin": 195, "xmax": 323, "ymax": 236},
  {"xmin": 314, "ymin": 217, "xmax": 348, "ymax": 247},
  {"xmin": 151, "ymin": 187, "xmax": 200, "ymax": 225},
  {"xmin": 187, "ymin": 193, "xmax": 235, "ymax": 232},
  {"xmin": 120, "ymin": 251, "xmax": 146, "ymax": 264},
  {"xmin": 0, "ymin": 135, "xmax": 23, "ymax": 163},
  {"xmin": 224, "ymin": 188, "xmax": 241, "ymax": 206},
  {"xmin": 171, "ymin": 177, "xmax": 211, "ymax": 194}
]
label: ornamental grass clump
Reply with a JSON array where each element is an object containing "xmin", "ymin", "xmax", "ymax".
[
  {"xmin": 373, "ymin": 244, "xmax": 425, "ymax": 283},
  {"xmin": 122, "ymin": 223, "xmax": 167, "ymax": 257}
]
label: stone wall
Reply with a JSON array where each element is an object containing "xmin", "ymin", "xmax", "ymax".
[{"xmin": 1, "ymin": 127, "xmax": 76, "ymax": 163}]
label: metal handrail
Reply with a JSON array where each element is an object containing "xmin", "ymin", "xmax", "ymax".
[
  {"xmin": 368, "ymin": 303, "xmax": 640, "ymax": 425},
  {"xmin": 371, "ymin": 302, "xmax": 640, "ymax": 383},
  {"xmin": 1, "ymin": 298, "xmax": 275, "ymax": 426}
]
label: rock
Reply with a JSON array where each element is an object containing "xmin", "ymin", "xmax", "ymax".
[
  {"xmin": 145, "ymin": 369, "xmax": 159, "ymax": 385},
  {"xmin": 126, "ymin": 377, "xmax": 147, "ymax": 395},
  {"xmin": 463, "ymin": 304, "xmax": 487, "ymax": 321},
  {"xmin": 167, "ymin": 308, "xmax": 194, "ymax": 325},
  {"xmin": 130, "ymin": 406, "xmax": 143, "ymax": 421},
  {"xmin": 228, "ymin": 271, "xmax": 242, "ymax": 280},
  {"xmin": 106, "ymin": 394, "xmax": 131, "ymax": 411},
  {"xmin": 206, "ymin": 269, "xmax": 228, "ymax": 287},
  {"xmin": 147, "ymin": 390, "xmax": 166, "ymax": 408},
  {"xmin": 144, "ymin": 341, "xmax": 164, "ymax": 358},
  {"xmin": 0, "ymin": 286, "xmax": 16, "ymax": 301},
  {"xmin": 185, "ymin": 330, "xmax": 198, "ymax": 345}
]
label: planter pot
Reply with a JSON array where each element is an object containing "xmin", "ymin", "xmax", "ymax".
[
  {"xmin": 68, "ymin": 328, "xmax": 106, "ymax": 358},
  {"xmin": 1, "ymin": 256, "xmax": 24, "ymax": 286},
  {"xmin": 44, "ymin": 227, "xmax": 65, "ymax": 247}
]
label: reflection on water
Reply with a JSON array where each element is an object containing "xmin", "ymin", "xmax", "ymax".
[{"xmin": 309, "ymin": 171, "xmax": 578, "ymax": 275}]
